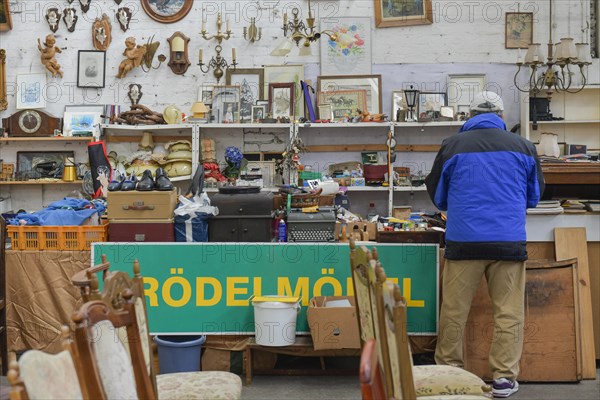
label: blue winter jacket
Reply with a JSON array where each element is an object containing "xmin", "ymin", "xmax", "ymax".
[{"xmin": 425, "ymin": 113, "xmax": 544, "ymax": 261}]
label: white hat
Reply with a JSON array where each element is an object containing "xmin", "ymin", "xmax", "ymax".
[{"xmin": 470, "ymin": 91, "xmax": 504, "ymax": 113}]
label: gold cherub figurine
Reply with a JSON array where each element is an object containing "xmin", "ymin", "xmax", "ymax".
[
  {"xmin": 117, "ymin": 37, "xmax": 147, "ymax": 79},
  {"xmin": 37, "ymin": 34, "xmax": 64, "ymax": 78}
]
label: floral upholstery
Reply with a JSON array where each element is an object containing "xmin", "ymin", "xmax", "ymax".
[
  {"xmin": 413, "ymin": 365, "xmax": 492, "ymax": 397},
  {"xmin": 92, "ymin": 320, "xmax": 139, "ymax": 400},
  {"xmin": 134, "ymin": 297, "xmax": 151, "ymax": 375},
  {"xmin": 19, "ymin": 350, "xmax": 83, "ymax": 400},
  {"xmin": 156, "ymin": 371, "xmax": 243, "ymax": 400}
]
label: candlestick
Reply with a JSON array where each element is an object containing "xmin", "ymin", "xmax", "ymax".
[
  {"xmin": 517, "ymin": 48, "xmax": 523, "ymax": 63},
  {"xmin": 232, "ymin": 48, "xmax": 236, "ymax": 60},
  {"xmin": 284, "ymin": 12, "xmax": 287, "ymax": 26},
  {"xmin": 199, "ymin": 49, "xmax": 203, "ymax": 63},
  {"xmin": 202, "ymin": 19, "xmax": 206, "ymax": 32},
  {"xmin": 227, "ymin": 18, "xmax": 230, "ymax": 32}
]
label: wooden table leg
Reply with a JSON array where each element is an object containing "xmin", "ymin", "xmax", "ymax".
[{"xmin": 244, "ymin": 346, "xmax": 252, "ymax": 385}]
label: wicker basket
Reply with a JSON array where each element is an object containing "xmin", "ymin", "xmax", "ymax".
[
  {"xmin": 7, "ymin": 221, "xmax": 109, "ymax": 251},
  {"xmin": 290, "ymin": 193, "xmax": 320, "ymax": 208}
]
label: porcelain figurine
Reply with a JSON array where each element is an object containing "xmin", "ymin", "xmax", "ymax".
[
  {"xmin": 92, "ymin": 14, "xmax": 112, "ymax": 51},
  {"xmin": 117, "ymin": 37, "xmax": 147, "ymax": 79},
  {"xmin": 45, "ymin": 8, "xmax": 61, "ymax": 33},
  {"xmin": 38, "ymin": 34, "xmax": 64, "ymax": 78}
]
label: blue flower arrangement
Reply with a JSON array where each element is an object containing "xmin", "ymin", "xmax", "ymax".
[{"xmin": 222, "ymin": 146, "xmax": 246, "ymax": 179}]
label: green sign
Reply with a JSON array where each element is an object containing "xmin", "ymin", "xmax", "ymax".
[{"xmin": 92, "ymin": 243, "xmax": 439, "ymax": 335}]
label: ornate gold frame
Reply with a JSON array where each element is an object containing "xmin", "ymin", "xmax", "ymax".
[
  {"xmin": 0, "ymin": 49, "xmax": 7, "ymax": 111},
  {"xmin": 0, "ymin": 0, "xmax": 12, "ymax": 31},
  {"xmin": 141, "ymin": 0, "xmax": 192, "ymax": 24},
  {"xmin": 374, "ymin": 0, "xmax": 433, "ymax": 28}
]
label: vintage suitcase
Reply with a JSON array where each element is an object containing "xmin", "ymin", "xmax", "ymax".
[
  {"xmin": 209, "ymin": 191, "xmax": 273, "ymax": 242},
  {"xmin": 109, "ymin": 219, "xmax": 175, "ymax": 242},
  {"xmin": 107, "ymin": 190, "xmax": 178, "ymax": 220}
]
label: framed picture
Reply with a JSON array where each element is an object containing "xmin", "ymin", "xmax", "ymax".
[
  {"xmin": 251, "ymin": 105, "xmax": 266, "ymax": 123},
  {"xmin": 222, "ymin": 101, "xmax": 239, "ymax": 124},
  {"xmin": 418, "ymin": 92, "xmax": 447, "ymax": 122},
  {"xmin": 0, "ymin": 49, "xmax": 6, "ymax": 111},
  {"xmin": 317, "ymin": 90, "xmax": 367, "ymax": 122},
  {"xmin": 0, "ymin": 0, "xmax": 12, "ymax": 31},
  {"xmin": 212, "ymin": 85, "xmax": 240, "ymax": 124},
  {"xmin": 318, "ymin": 104, "xmax": 333, "ymax": 121},
  {"xmin": 320, "ymin": 17, "xmax": 371, "ymax": 75},
  {"xmin": 141, "ymin": 0, "xmax": 192, "ymax": 24},
  {"xmin": 63, "ymin": 105, "xmax": 105, "ymax": 138},
  {"xmin": 198, "ymin": 83, "xmax": 215, "ymax": 104},
  {"xmin": 264, "ymin": 65, "xmax": 304, "ymax": 117},
  {"xmin": 16, "ymin": 73, "xmax": 47, "ymax": 110},
  {"xmin": 226, "ymin": 68, "xmax": 264, "ymax": 123},
  {"xmin": 505, "ymin": 12, "xmax": 533, "ymax": 49},
  {"xmin": 392, "ymin": 90, "xmax": 409, "ymax": 122},
  {"xmin": 77, "ymin": 50, "xmax": 106, "ymax": 88},
  {"xmin": 317, "ymin": 75, "xmax": 382, "ymax": 114},
  {"xmin": 16, "ymin": 151, "xmax": 74, "ymax": 178},
  {"xmin": 374, "ymin": 0, "xmax": 433, "ymax": 28},
  {"xmin": 269, "ymin": 83, "xmax": 295, "ymax": 119},
  {"xmin": 447, "ymin": 74, "xmax": 486, "ymax": 113}
]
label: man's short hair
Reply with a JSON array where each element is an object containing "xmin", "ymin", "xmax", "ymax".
[{"xmin": 470, "ymin": 91, "xmax": 504, "ymax": 117}]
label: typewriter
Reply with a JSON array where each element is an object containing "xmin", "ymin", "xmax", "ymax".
[{"xmin": 287, "ymin": 207, "xmax": 337, "ymax": 242}]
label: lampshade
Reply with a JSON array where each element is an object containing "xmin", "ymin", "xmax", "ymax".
[
  {"xmin": 271, "ymin": 38, "xmax": 293, "ymax": 56},
  {"xmin": 576, "ymin": 43, "xmax": 592, "ymax": 64},
  {"xmin": 554, "ymin": 42, "xmax": 564, "ymax": 60},
  {"xmin": 560, "ymin": 38, "xmax": 578, "ymax": 59},
  {"xmin": 171, "ymin": 36, "xmax": 185, "ymax": 52},
  {"xmin": 298, "ymin": 44, "xmax": 312, "ymax": 56},
  {"xmin": 191, "ymin": 102, "xmax": 209, "ymax": 117},
  {"xmin": 404, "ymin": 86, "xmax": 419, "ymax": 108}
]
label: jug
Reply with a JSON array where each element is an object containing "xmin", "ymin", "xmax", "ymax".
[
  {"xmin": 63, "ymin": 157, "xmax": 77, "ymax": 182},
  {"xmin": 537, "ymin": 132, "xmax": 560, "ymax": 158}
]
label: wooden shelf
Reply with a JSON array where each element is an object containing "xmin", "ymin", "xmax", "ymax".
[
  {"xmin": 346, "ymin": 186, "xmax": 388, "ymax": 192},
  {"xmin": 306, "ymin": 144, "xmax": 440, "ymax": 152},
  {"xmin": 541, "ymin": 163, "xmax": 600, "ymax": 185},
  {"xmin": 529, "ymin": 120, "xmax": 600, "ymax": 125},
  {"xmin": 200, "ymin": 123, "xmax": 291, "ymax": 129},
  {"xmin": 0, "ymin": 137, "xmax": 93, "ymax": 143},
  {"xmin": 0, "ymin": 180, "xmax": 83, "ymax": 185}
]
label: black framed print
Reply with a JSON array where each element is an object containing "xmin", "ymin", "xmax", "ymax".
[{"xmin": 77, "ymin": 50, "xmax": 106, "ymax": 88}]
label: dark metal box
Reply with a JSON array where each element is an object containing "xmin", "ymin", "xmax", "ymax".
[{"xmin": 209, "ymin": 192, "xmax": 273, "ymax": 242}]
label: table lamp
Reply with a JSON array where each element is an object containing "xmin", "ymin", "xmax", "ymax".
[{"xmin": 191, "ymin": 102, "xmax": 209, "ymax": 118}]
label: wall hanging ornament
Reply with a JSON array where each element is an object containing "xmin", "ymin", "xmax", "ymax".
[
  {"xmin": 38, "ymin": 34, "xmax": 64, "ymax": 78},
  {"xmin": 128, "ymin": 83, "xmax": 143, "ymax": 106},
  {"xmin": 116, "ymin": 7, "xmax": 132, "ymax": 32},
  {"xmin": 45, "ymin": 8, "xmax": 61, "ymax": 33},
  {"xmin": 79, "ymin": 0, "xmax": 91, "ymax": 13},
  {"xmin": 167, "ymin": 31, "xmax": 190, "ymax": 75},
  {"xmin": 92, "ymin": 14, "xmax": 112, "ymax": 51},
  {"xmin": 63, "ymin": 7, "xmax": 78, "ymax": 32},
  {"xmin": 114, "ymin": 0, "xmax": 122, "ymax": 5}
]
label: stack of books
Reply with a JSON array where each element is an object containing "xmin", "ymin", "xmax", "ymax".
[{"xmin": 527, "ymin": 200, "xmax": 564, "ymax": 215}]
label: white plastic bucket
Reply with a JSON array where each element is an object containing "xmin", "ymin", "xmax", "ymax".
[{"xmin": 252, "ymin": 296, "xmax": 301, "ymax": 346}]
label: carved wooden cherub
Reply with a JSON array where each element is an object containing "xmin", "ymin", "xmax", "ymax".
[
  {"xmin": 116, "ymin": 37, "xmax": 147, "ymax": 79},
  {"xmin": 38, "ymin": 34, "xmax": 63, "ymax": 78}
]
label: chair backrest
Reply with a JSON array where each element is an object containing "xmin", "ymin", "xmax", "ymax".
[
  {"xmin": 7, "ymin": 326, "xmax": 88, "ymax": 400},
  {"xmin": 359, "ymin": 339, "xmax": 388, "ymax": 400},
  {"xmin": 349, "ymin": 239, "xmax": 375, "ymax": 344},
  {"xmin": 72, "ymin": 294, "xmax": 156, "ymax": 400}
]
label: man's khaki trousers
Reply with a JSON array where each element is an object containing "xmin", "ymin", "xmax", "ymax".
[{"xmin": 434, "ymin": 259, "xmax": 526, "ymax": 380}]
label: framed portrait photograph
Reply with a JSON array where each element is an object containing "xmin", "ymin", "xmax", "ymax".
[
  {"xmin": 251, "ymin": 105, "xmax": 266, "ymax": 123},
  {"xmin": 198, "ymin": 83, "xmax": 215, "ymax": 105},
  {"xmin": 505, "ymin": 12, "xmax": 533, "ymax": 49},
  {"xmin": 63, "ymin": 104, "xmax": 105, "ymax": 138},
  {"xmin": 141, "ymin": 0, "xmax": 192, "ymax": 24},
  {"xmin": 226, "ymin": 68, "xmax": 264, "ymax": 124},
  {"xmin": 264, "ymin": 65, "xmax": 304, "ymax": 117},
  {"xmin": 212, "ymin": 85, "xmax": 240, "ymax": 124},
  {"xmin": 77, "ymin": 50, "xmax": 106, "ymax": 88},
  {"xmin": 418, "ymin": 92, "xmax": 447, "ymax": 122},
  {"xmin": 392, "ymin": 90, "xmax": 408, "ymax": 122},
  {"xmin": 320, "ymin": 17, "xmax": 371, "ymax": 75},
  {"xmin": 317, "ymin": 75, "xmax": 382, "ymax": 114},
  {"xmin": 16, "ymin": 73, "xmax": 47, "ymax": 110},
  {"xmin": 447, "ymin": 74, "xmax": 486, "ymax": 113},
  {"xmin": 374, "ymin": 0, "xmax": 433, "ymax": 28},
  {"xmin": 317, "ymin": 90, "xmax": 367, "ymax": 122},
  {"xmin": 269, "ymin": 83, "xmax": 295, "ymax": 119},
  {"xmin": 0, "ymin": 0, "xmax": 13, "ymax": 32},
  {"xmin": 222, "ymin": 101, "xmax": 239, "ymax": 124}
]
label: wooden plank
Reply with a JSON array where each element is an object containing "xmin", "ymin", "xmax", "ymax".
[
  {"xmin": 555, "ymin": 228, "xmax": 597, "ymax": 378},
  {"xmin": 104, "ymin": 135, "xmax": 189, "ymax": 143},
  {"xmin": 305, "ymin": 144, "xmax": 440, "ymax": 152},
  {"xmin": 589, "ymin": 242, "xmax": 600, "ymax": 359}
]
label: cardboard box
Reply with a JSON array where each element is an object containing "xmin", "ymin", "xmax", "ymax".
[
  {"xmin": 307, "ymin": 296, "xmax": 360, "ymax": 350},
  {"xmin": 107, "ymin": 189, "xmax": 177, "ymax": 220}
]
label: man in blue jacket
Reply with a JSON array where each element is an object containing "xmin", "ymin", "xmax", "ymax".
[{"xmin": 425, "ymin": 91, "xmax": 544, "ymax": 398}]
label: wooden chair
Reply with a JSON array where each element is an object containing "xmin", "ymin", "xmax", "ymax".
[
  {"xmin": 7, "ymin": 326, "xmax": 90, "ymax": 400},
  {"xmin": 359, "ymin": 339, "xmax": 387, "ymax": 400},
  {"xmin": 77, "ymin": 257, "xmax": 242, "ymax": 400},
  {"xmin": 349, "ymin": 239, "xmax": 376, "ymax": 345},
  {"xmin": 70, "ymin": 253, "xmax": 111, "ymax": 302}
]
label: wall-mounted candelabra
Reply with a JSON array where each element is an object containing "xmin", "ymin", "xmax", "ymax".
[
  {"xmin": 201, "ymin": 12, "xmax": 232, "ymax": 44},
  {"xmin": 243, "ymin": 18, "xmax": 262, "ymax": 43},
  {"xmin": 198, "ymin": 45, "xmax": 237, "ymax": 83}
]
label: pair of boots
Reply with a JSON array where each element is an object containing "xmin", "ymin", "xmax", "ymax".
[{"xmin": 108, "ymin": 168, "xmax": 173, "ymax": 192}]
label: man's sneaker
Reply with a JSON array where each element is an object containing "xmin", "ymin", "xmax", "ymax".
[{"xmin": 493, "ymin": 378, "xmax": 519, "ymax": 398}]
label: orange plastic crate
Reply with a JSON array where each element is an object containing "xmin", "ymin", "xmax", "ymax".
[{"xmin": 7, "ymin": 221, "xmax": 108, "ymax": 251}]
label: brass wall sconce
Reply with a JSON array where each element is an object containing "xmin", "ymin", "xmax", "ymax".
[
  {"xmin": 243, "ymin": 18, "xmax": 262, "ymax": 43},
  {"xmin": 141, "ymin": 35, "xmax": 166, "ymax": 73},
  {"xmin": 198, "ymin": 45, "xmax": 237, "ymax": 84},
  {"xmin": 167, "ymin": 31, "xmax": 191, "ymax": 75},
  {"xmin": 201, "ymin": 12, "xmax": 232, "ymax": 44},
  {"xmin": 281, "ymin": 0, "xmax": 337, "ymax": 48}
]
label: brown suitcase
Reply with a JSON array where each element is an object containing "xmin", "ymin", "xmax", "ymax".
[
  {"xmin": 109, "ymin": 219, "xmax": 175, "ymax": 242},
  {"xmin": 107, "ymin": 190, "xmax": 178, "ymax": 220}
]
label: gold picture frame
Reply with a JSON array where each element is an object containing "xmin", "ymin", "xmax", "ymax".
[
  {"xmin": 317, "ymin": 90, "xmax": 367, "ymax": 122},
  {"xmin": 505, "ymin": 12, "xmax": 533, "ymax": 49},
  {"xmin": 374, "ymin": 0, "xmax": 433, "ymax": 28},
  {"xmin": 141, "ymin": 0, "xmax": 192, "ymax": 24},
  {"xmin": 0, "ymin": 49, "xmax": 6, "ymax": 111},
  {"xmin": 0, "ymin": 0, "xmax": 12, "ymax": 32}
]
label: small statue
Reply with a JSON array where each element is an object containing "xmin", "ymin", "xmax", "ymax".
[
  {"xmin": 117, "ymin": 37, "xmax": 147, "ymax": 79},
  {"xmin": 38, "ymin": 34, "xmax": 64, "ymax": 78}
]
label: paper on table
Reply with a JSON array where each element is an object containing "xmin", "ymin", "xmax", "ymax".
[{"xmin": 325, "ymin": 299, "xmax": 352, "ymax": 308}]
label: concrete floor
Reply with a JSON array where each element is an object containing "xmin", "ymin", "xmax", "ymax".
[{"xmin": 241, "ymin": 370, "xmax": 600, "ymax": 400}]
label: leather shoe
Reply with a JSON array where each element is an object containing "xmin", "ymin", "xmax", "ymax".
[
  {"xmin": 108, "ymin": 174, "xmax": 125, "ymax": 191},
  {"xmin": 121, "ymin": 172, "xmax": 138, "ymax": 191},
  {"xmin": 155, "ymin": 168, "xmax": 174, "ymax": 191},
  {"xmin": 136, "ymin": 169, "xmax": 155, "ymax": 191}
]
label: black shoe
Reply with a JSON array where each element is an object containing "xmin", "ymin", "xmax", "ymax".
[
  {"xmin": 108, "ymin": 174, "xmax": 125, "ymax": 191},
  {"xmin": 155, "ymin": 168, "xmax": 174, "ymax": 191},
  {"xmin": 136, "ymin": 169, "xmax": 155, "ymax": 191},
  {"xmin": 121, "ymin": 172, "xmax": 138, "ymax": 191}
]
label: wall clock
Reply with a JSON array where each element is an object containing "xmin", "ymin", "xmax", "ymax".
[{"xmin": 2, "ymin": 110, "xmax": 62, "ymax": 137}]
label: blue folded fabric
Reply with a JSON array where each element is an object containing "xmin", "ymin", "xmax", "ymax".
[{"xmin": 9, "ymin": 197, "xmax": 106, "ymax": 226}]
